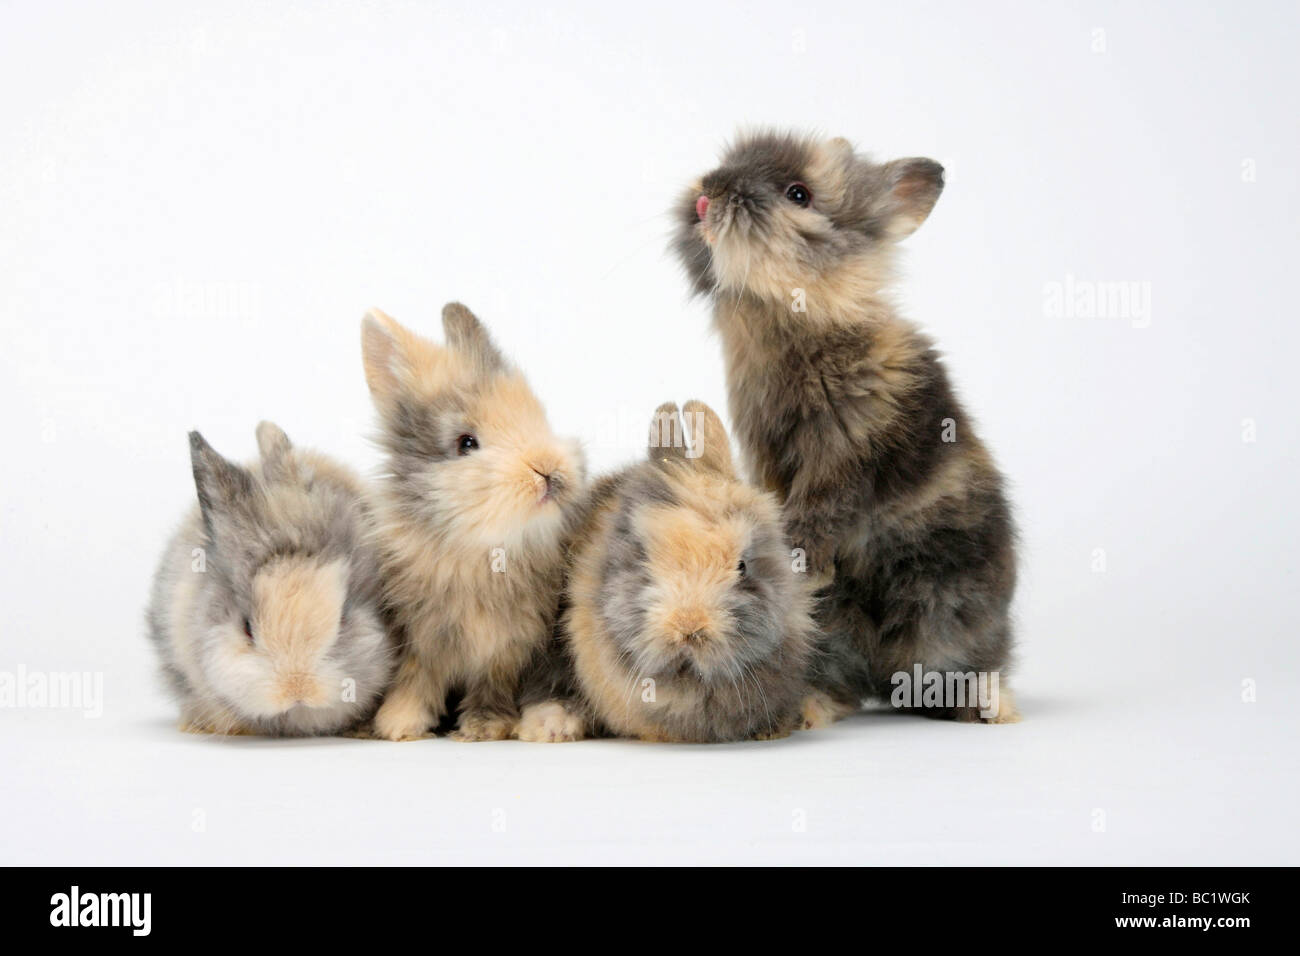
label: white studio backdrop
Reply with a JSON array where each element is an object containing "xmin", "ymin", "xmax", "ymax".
[{"xmin": 1, "ymin": 0, "xmax": 1297, "ymax": 864}]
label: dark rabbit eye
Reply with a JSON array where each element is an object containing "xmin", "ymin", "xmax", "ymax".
[
  {"xmin": 243, "ymin": 618, "xmax": 255, "ymax": 644},
  {"xmin": 457, "ymin": 434, "xmax": 479, "ymax": 455},
  {"xmin": 737, "ymin": 560, "xmax": 747, "ymax": 578},
  {"xmin": 785, "ymin": 182, "xmax": 812, "ymax": 207}
]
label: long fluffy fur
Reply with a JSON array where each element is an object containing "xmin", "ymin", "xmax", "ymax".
[
  {"xmin": 517, "ymin": 401, "xmax": 818, "ymax": 743},
  {"xmin": 671, "ymin": 130, "xmax": 1019, "ymax": 723},
  {"xmin": 362, "ymin": 303, "xmax": 587, "ymax": 741},
  {"xmin": 145, "ymin": 422, "xmax": 395, "ymax": 736}
]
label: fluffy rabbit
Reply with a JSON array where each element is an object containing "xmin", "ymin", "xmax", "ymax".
[
  {"xmin": 146, "ymin": 422, "xmax": 395, "ymax": 736},
  {"xmin": 362, "ymin": 303, "xmax": 586, "ymax": 741},
  {"xmin": 517, "ymin": 401, "xmax": 817, "ymax": 743},
  {"xmin": 672, "ymin": 130, "xmax": 1019, "ymax": 723}
]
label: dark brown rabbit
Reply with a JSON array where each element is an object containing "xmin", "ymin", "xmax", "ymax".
[{"xmin": 673, "ymin": 130, "xmax": 1018, "ymax": 723}]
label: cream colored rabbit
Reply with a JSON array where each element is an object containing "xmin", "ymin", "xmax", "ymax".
[{"xmin": 362, "ymin": 303, "xmax": 586, "ymax": 741}]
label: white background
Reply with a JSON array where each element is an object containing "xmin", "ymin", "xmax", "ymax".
[{"xmin": 2, "ymin": 0, "xmax": 1297, "ymax": 865}]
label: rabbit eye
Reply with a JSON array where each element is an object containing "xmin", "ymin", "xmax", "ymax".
[
  {"xmin": 243, "ymin": 618, "xmax": 255, "ymax": 644},
  {"xmin": 784, "ymin": 182, "xmax": 811, "ymax": 207},
  {"xmin": 457, "ymin": 434, "xmax": 479, "ymax": 456},
  {"xmin": 737, "ymin": 560, "xmax": 747, "ymax": 578}
]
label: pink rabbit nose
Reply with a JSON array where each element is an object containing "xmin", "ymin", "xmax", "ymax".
[{"xmin": 696, "ymin": 195, "xmax": 710, "ymax": 220}]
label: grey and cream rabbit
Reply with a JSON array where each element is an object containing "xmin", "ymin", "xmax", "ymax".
[
  {"xmin": 517, "ymin": 401, "xmax": 817, "ymax": 743},
  {"xmin": 361, "ymin": 303, "xmax": 587, "ymax": 741},
  {"xmin": 146, "ymin": 422, "xmax": 395, "ymax": 736}
]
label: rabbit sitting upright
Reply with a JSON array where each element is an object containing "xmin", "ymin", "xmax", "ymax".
[
  {"xmin": 361, "ymin": 303, "xmax": 587, "ymax": 741},
  {"xmin": 673, "ymin": 131, "xmax": 1019, "ymax": 723}
]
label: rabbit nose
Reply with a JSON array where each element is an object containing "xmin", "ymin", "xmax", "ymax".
[
  {"xmin": 668, "ymin": 610, "xmax": 710, "ymax": 642},
  {"xmin": 696, "ymin": 195, "xmax": 710, "ymax": 220},
  {"xmin": 280, "ymin": 673, "xmax": 315, "ymax": 703}
]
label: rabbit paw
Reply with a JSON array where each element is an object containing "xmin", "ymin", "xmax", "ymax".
[
  {"xmin": 980, "ymin": 688, "xmax": 1021, "ymax": 724},
  {"xmin": 372, "ymin": 699, "xmax": 435, "ymax": 741},
  {"xmin": 942, "ymin": 688, "xmax": 1020, "ymax": 724},
  {"xmin": 799, "ymin": 691, "xmax": 855, "ymax": 730},
  {"xmin": 338, "ymin": 720, "xmax": 376, "ymax": 739},
  {"xmin": 635, "ymin": 730, "xmax": 677, "ymax": 743},
  {"xmin": 515, "ymin": 701, "xmax": 585, "ymax": 742},
  {"xmin": 179, "ymin": 709, "xmax": 254, "ymax": 736},
  {"xmin": 451, "ymin": 710, "xmax": 515, "ymax": 742}
]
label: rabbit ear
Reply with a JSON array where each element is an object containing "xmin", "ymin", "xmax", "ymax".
[
  {"xmin": 361, "ymin": 308, "xmax": 418, "ymax": 402},
  {"xmin": 681, "ymin": 400, "xmax": 736, "ymax": 479},
  {"xmin": 255, "ymin": 420, "xmax": 297, "ymax": 483},
  {"xmin": 873, "ymin": 157, "xmax": 944, "ymax": 241},
  {"xmin": 825, "ymin": 135, "xmax": 855, "ymax": 160},
  {"xmin": 647, "ymin": 401, "xmax": 691, "ymax": 468},
  {"xmin": 441, "ymin": 302, "xmax": 505, "ymax": 374},
  {"xmin": 189, "ymin": 431, "xmax": 256, "ymax": 534}
]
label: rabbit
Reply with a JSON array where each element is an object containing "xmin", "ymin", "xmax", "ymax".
[
  {"xmin": 516, "ymin": 401, "xmax": 818, "ymax": 743},
  {"xmin": 671, "ymin": 129, "xmax": 1019, "ymax": 724},
  {"xmin": 361, "ymin": 302, "xmax": 586, "ymax": 741},
  {"xmin": 145, "ymin": 422, "xmax": 395, "ymax": 736}
]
